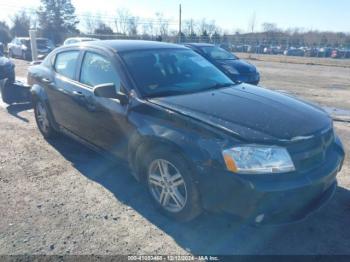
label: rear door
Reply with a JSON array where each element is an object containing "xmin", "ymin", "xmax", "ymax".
[{"xmin": 45, "ymin": 50, "xmax": 82, "ymax": 130}]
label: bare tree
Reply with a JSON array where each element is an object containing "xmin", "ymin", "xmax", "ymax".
[
  {"xmin": 115, "ymin": 9, "xmax": 131, "ymax": 35},
  {"xmin": 183, "ymin": 19, "xmax": 196, "ymax": 36},
  {"xmin": 155, "ymin": 12, "xmax": 169, "ymax": 36},
  {"xmin": 196, "ymin": 19, "xmax": 220, "ymax": 37},
  {"xmin": 262, "ymin": 22, "xmax": 279, "ymax": 33},
  {"xmin": 127, "ymin": 16, "xmax": 139, "ymax": 36},
  {"xmin": 83, "ymin": 12, "xmax": 101, "ymax": 34}
]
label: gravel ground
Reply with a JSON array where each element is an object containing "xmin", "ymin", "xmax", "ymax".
[{"xmin": 0, "ymin": 57, "xmax": 350, "ymax": 255}]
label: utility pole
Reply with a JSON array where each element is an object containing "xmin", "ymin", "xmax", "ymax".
[
  {"xmin": 29, "ymin": 29, "xmax": 38, "ymax": 61},
  {"xmin": 179, "ymin": 4, "xmax": 182, "ymax": 43}
]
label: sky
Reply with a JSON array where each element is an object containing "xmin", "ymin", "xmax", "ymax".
[{"xmin": 0, "ymin": 0, "xmax": 349, "ymax": 33}]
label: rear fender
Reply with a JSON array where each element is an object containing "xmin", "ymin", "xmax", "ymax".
[{"xmin": 31, "ymin": 84, "xmax": 59, "ymax": 130}]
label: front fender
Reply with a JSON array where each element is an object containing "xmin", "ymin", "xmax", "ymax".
[{"xmin": 127, "ymin": 110, "xmax": 227, "ymax": 181}]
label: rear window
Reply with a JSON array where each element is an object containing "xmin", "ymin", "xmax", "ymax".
[{"xmin": 54, "ymin": 51, "xmax": 80, "ymax": 79}]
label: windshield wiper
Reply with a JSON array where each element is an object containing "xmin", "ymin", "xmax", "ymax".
[
  {"xmin": 203, "ymin": 82, "xmax": 236, "ymax": 91},
  {"xmin": 148, "ymin": 90, "xmax": 185, "ymax": 98}
]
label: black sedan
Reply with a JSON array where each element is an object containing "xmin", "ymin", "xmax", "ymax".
[
  {"xmin": 27, "ymin": 40, "xmax": 344, "ymax": 224},
  {"xmin": 185, "ymin": 43, "xmax": 260, "ymax": 85}
]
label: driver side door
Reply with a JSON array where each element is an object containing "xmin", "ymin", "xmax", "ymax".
[{"xmin": 74, "ymin": 50, "xmax": 130, "ymax": 156}]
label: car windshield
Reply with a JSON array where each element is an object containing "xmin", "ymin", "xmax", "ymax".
[
  {"xmin": 23, "ymin": 39, "xmax": 53, "ymax": 49},
  {"xmin": 200, "ymin": 46, "xmax": 238, "ymax": 60},
  {"xmin": 121, "ymin": 48, "xmax": 234, "ymax": 98}
]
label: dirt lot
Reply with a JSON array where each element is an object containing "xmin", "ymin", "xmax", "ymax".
[{"xmin": 1, "ymin": 57, "xmax": 350, "ymax": 255}]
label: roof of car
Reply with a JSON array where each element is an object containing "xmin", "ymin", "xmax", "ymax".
[
  {"xmin": 184, "ymin": 43, "xmax": 215, "ymax": 48},
  {"xmin": 66, "ymin": 37, "xmax": 99, "ymax": 41},
  {"xmin": 79, "ymin": 40, "xmax": 187, "ymax": 52},
  {"xmin": 16, "ymin": 37, "xmax": 49, "ymax": 41}
]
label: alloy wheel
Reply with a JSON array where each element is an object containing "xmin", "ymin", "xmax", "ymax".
[
  {"xmin": 148, "ymin": 159, "xmax": 188, "ymax": 213},
  {"xmin": 36, "ymin": 102, "xmax": 50, "ymax": 134}
]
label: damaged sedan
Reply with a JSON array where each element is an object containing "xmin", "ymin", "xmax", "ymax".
[{"xmin": 27, "ymin": 40, "xmax": 345, "ymax": 224}]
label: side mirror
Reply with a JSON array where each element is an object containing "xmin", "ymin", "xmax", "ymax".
[{"xmin": 93, "ymin": 83, "xmax": 128, "ymax": 105}]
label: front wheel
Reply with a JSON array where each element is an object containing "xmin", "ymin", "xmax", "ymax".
[
  {"xmin": 34, "ymin": 100, "xmax": 57, "ymax": 139},
  {"xmin": 145, "ymin": 147, "xmax": 202, "ymax": 222}
]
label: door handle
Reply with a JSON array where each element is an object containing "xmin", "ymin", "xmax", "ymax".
[
  {"xmin": 42, "ymin": 78, "xmax": 52, "ymax": 83},
  {"xmin": 72, "ymin": 91, "xmax": 84, "ymax": 97}
]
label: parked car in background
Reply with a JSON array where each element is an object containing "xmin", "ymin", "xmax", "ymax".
[
  {"xmin": 185, "ymin": 43, "xmax": 260, "ymax": 85},
  {"xmin": 27, "ymin": 40, "xmax": 344, "ymax": 224},
  {"xmin": 304, "ymin": 48, "xmax": 319, "ymax": 57},
  {"xmin": 0, "ymin": 53, "xmax": 15, "ymax": 83},
  {"xmin": 284, "ymin": 48, "xmax": 305, "ymax": 57},
  {"xmin": 331, "ymin": 49, "xmax": 350, "ymax": 59},
  {"xmin": 264, "ymin": 46, "xmax": 284, "ymax": 55},
  {"xmin": 8, "ymin": 37, "xmax": 55, "ymax": 60},
  {"xmin": 317, "ymin": 47, "xmax": 333, "ymax": 58},
  {"xmin": 0, "ymin": 52, "xmax": 32, "ymax": 104},
  {"xmin": 63, "ymin": 37, "xmax": 100, "ymax": 46}
]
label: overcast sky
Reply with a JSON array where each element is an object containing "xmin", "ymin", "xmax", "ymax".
[{"xmin": 0, "ymin": 0, "xmax": 349, "ymax": 33}]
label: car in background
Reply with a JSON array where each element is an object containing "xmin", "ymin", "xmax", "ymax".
[
  {"xmin": 8, "ymin": 37, "xmax": 55, "ymax": 60},
  {"xmin": 0, "ymin": 53, "xmax": 31, "ymax": 104},
  {"xmin": 185, "ymin": 43, "xmax": 260, "ymax": 85},
  {"xmin": 284, "ymin": 48, "xmax": 305, "ymax": 57},
  {"xmin": 264, "ymin": 46, "xmax": 284, "ymax": 55},
  {"xmin": 63, "ymin": 37, "xmax": 100, "ymax": 46},
  {"xmin": 304, "ymin": 48, "xmax": 319, "ymax": 57},
  {"xmin": 331, "ymin": 49, "xmax": 350, "ymax": 59},
  {"xmin": 316, "ymin": 47, "xmax": 333, "ymax": 58},
  {"xmin": 0, "ymin": 53, "xmax": 15, "ymax": 83},
  {"xmin": 27, "ymin": 40, "xmax": 344, "ymax": 224}
]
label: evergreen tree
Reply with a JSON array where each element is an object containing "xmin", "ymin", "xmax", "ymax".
[
  {"xmin": 37, "ymin": 0, "xmax": 79, "ymax": 44},
  {"xmin": 11, "ymin": 11, "xmax": 31, "ymax": 37},
  {"xmin": 0, "ymin": 21, "xmax": 11, "ymax": 45}
]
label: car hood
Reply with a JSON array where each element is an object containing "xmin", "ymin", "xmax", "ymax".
[
  {"xmin": 148, "ymin": 84, "xmax": 331, "ymax": 143},
  {"xmin": 216, "ymin": 59, "xmax": 256, "ymax": 74}
]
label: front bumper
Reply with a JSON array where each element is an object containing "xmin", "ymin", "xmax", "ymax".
[
  {"xmin": 197, "ymin": 141, "xmax": 344, "ymax": 225},
  {"xmin": 236, "ymin": 73, "xmax": 260, "ymax": 85}
]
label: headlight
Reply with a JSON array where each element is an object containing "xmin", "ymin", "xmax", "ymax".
[
  {"xmin": 222, "ymin": 65, "xmax": 239, "ymax": 75},
  {"xmin": 222, "ymin": 145, "xmax": 295, "ymax": 174}
]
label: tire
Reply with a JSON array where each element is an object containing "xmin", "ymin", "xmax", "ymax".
[
  {"xmin": 34, "ymin": 99, "xmax": 57, "ymax": 139},
  {"xmin": 0, "ymin": 79, "xmax": 14, "ymax": 104},
  {"xmin": 144, "ymin": 146, "xmax": 202, "ymax": 222}
]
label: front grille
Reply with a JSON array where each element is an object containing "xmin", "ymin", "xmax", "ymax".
[{"xmin": 287, "ymin": 126, "xmax": 334, "ymax": 172}]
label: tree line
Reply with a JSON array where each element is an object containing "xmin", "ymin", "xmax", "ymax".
[{"xmin": 0, "ymin": 0, "xmax": 349, "ymax": 48}]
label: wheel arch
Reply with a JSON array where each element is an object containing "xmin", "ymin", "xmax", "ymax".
[
  {"xmin": 31, "ymin": 84, "xmax": 59, "ymax": 130},
  {"xmin": 129, "ymin": 133, "xmax": 203, "ymax": 183}
]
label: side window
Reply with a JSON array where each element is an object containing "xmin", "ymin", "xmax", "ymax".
[
  {"xmin": 80, "ymin": 52, "xmax": 120, "ymax": 90},
  {"xmin": 54, "ymin": 51, "xmax": 80, "ymax": 79}
]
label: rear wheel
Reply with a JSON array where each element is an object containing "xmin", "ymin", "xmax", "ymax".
[
  {"xmin": 34, "ymin": 100, "xmax": 57, "ymax": 139},
  {"xmin": 145, "ymin": 147, "xmax": 202, "ymax": 222}
]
